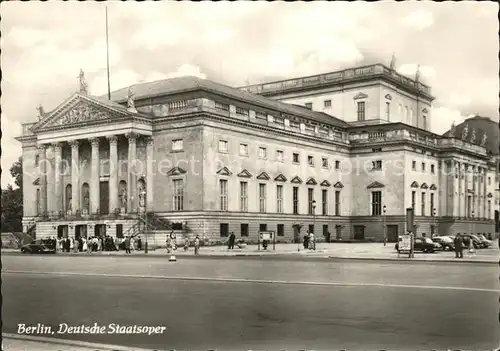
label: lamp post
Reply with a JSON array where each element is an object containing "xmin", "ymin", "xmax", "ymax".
[
  {"xmin": 432, "ymin": 208, "xmax": 436, "ymax": 238},
  {"xmin": 140, "ymin": 190, "xmax": 148, "ymax": 253},
  {"xmin": 312, "ymin": 200, "xmax": 316, "ymax": 250},
  {"xmin": 383, "ymin": 205, "xmax": 387, "ymax": 246},
  {"xmin": 471, "ymin": 210, "xmax": 475, "ymax": 237}
]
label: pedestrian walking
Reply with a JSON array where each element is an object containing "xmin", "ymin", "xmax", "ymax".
[
  {"xmin": 468, "ymin": 239, "xmax": 476, "ymax": 257},
  {"xmin": 124, "ymin": 236, "xmax": 131, "ymax": 254},
  {"xmin": 228, "ymin": 232, "xmax": 236, "ymax": 250},
  {"xmin": 194, "ymin": 235, "xmax": 200, "ymax": 255},
  {"xmin": 303, "ymin": 231, "xmax": 310, "ymax": 249},
  {"xmin": 454, "ymin": 234, "xmax": 463, "ymax": 258},
  {"xmin": 309, "ymin": 232, "xmax": 316, "ymax": 250}
]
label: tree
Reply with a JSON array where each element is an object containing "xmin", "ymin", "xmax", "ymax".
[{"xmin": 1, "ymin": 157, "xmax": 23, "ymax": 232}]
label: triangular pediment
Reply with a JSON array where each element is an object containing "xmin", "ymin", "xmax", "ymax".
[
  {"xmin": 274, "ymin": 174, "xmax": 287, "ymax": 182},
  {"xmin": 367, "ymin": 181, "xmax": 384, "ymax": 189},
  {"xmin": 487, "ymin": 192, "xmax": 493, "ymax": 198},
  {"xmin": 429, "ymin": 184, "xmax": 437, "ymax": 190},
  {"xmin": 256, "ymin": 172, "xmax": 270, "ymax": 180},
  {"xmin": 385, "ymin": 94, "xmax": 392, "ymax": 100},
  {"xmin": 33, "ymin": 177, "xmax": 40, "ymax": 186},
  {"xmin": 422, "ymin": 108, "xmax": 428, "ymax": 113},
  {"xmin": 237, "ymin": 169, "xmax": 252, "ymax": 178},
  {"xmin": 333, "ymin": 181, "xmax": 344, "ymax": 188},
  {"xmin": 410, "ymin": 181, "xmax": 419, "ymax": 188},
  {"xmin": 353, "ymin": 92, "xmax": 368, "ymax": 100},
  {"xmin": 34, "ymin": 93, "xmax": 130, "ymax": 130},
  {"xmin": 306, "ymin": 178, "xmax": 317, "ymax": 185},
  {"xmin": 291, "ymin": 176, "xmax": 303, "ymax": 184},
  {"xmin": 217, "ymin": 167, "xmax": 233, "ymax": 176},
  {"xmin": 167, "ymin": 167, "xmax": 187, "ymax": 176},
  {"xmin": 420, "ymin": 183, "xmax": 428, "ymax": 189},
  {"xmin": 320, "ymin": 180, "xmax": 331, "ymax": 187}
]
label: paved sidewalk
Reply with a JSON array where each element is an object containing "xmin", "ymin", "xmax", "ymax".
[
  {"xmin": 3, "ymin": 242, "xmax": 498, "ymax": 263},
  {"xmin": 2, "ymin": 334, "xmax": 161, "ymax": 351}
]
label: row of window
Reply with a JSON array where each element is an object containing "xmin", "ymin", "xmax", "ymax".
[
  {"xmin": 411, "ymin": 161, "xmax": 436, "ymax": 174},
  {"xmin": 221, "ymin": 180, "xmax": 343, "ymax": 216},
  {"xmin": 220, "ymin": 223, "xmax": 333, "ymax": 237}
]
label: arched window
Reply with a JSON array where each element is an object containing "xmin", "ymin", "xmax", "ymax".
[{"xmin": 65, "ymin": 184, "xmax": 72, "ymax": 213}]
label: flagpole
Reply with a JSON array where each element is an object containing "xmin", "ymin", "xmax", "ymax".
[{"xmin": 106, "ymin": 6, "xmax": 111, "ymax": 100}]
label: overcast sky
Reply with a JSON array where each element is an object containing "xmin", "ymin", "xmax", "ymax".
[{"xmin": 1, "ymin": 1, "xmax": 499, "ymax": 188}]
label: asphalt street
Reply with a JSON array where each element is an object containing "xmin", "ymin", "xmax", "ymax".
[{"xmin": 2, "ymin": 255, "xmax": 499, "ymax": 351}]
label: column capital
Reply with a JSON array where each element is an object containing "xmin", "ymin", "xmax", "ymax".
[
  {"xmin": 89, "ymin": 137, "xmax": 100, "ymax": 146},
  {"xmin": 106, "ymin": 135, "xmax": 118, "ymax": 145},
  {"xmin": 51, "ymin": 142, "xmax": 62, "ymax": 151},
  {"xmin": 69, "ymin": 140, "xmax": 80, "ymax": 149},
  {"xmin": 145, "ymin": 136, "xmax": 154, "ymax": 146},
  {"xmin": 37, "ymin": 144, "xmax": 49, "ymax": 151},
  {"xmin": 125, "ymin": 133, "xmax": 138, "ymax": 143}
]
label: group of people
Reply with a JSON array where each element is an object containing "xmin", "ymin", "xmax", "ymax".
[
  {"xmin": 166, "ymin": 232, "xmax": 201, "ymax": 255},
  {"xmin": 40, "ymin": 235, "xmax": 143, "ymax": 254},
  {"xmin": 453, "ymin": 234, "xmax": 475, "ymax": 258},
  {"xmin": 303, "ymin": 230, "xmax": 316, "ymax": 250}
]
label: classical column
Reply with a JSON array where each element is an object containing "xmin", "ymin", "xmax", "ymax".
[
  {"xmin": 456, "ymin": 161, "xmax": 462, "ymax": 217},
  {"xmin": 53, "ymin": 142, "xmax": 63, "ymax": 215},
  {"xmin": 70, "ymin": 140, "xmax": 80, "ymax": 215},
  {"xmin": 107, "ymin": 135, "xmax": 119, "ymax": 214},
  {"xmin": 90, "ymin": 138, "xmax": 100, "ymax": 214},
  {"xmin": 37, "ymin": 144, "xmax": 48, "ymax": 216},
  {"xmin": 483, "ymin": 167, "xmax": 488, "ymax": 219},
  {"xmin": 126, "ymin": 133, "xmax": 138, "ymax": 213},
  {"xmin": 146, "ymin": 137, "xmax": 154, "ymax": 211}
]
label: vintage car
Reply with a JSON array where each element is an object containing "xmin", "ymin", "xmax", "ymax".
[
  {"xmin": 395, "ymin": 237, "xmax": 440, "ymax": 253},
  {"xmin": 20, "ymin": 243, "xmax": 56, "ymax": 254},
  {"xmin": 432, "ymin": 236, "xmax": 455, "ymax": 251}
]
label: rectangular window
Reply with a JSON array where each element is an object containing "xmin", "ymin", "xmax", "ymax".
[
  {"xmin": 335, "ymin": 160, "xmax": 340, "ymax": 170},
  {"xmin": 292, "ymin": 153, "xmax": 300, "ymax": 163},
  {"xmin": 308, "ymin": 188, "xmax": 314, "ymax": 215},
  {"xmin": 385, "ymin": 102, "xmax": 390, "ymax": 121},
  {"xmin": 240, "ymin": 223, "xmax": 249, "ymax": 237},
  {"xmin": 372, "ymin": 160, "xmax": 382, "ymax": 170},
  {"xmin": 240, "ymin": 181, "xmax": 248, "ymax": 212},
  {"xmin": 324, "ymin": 100, "xmax": 331, "ymax": 108},
  {"xmin": 412, "ymin": 161, "xmax": 416, "ymax": 170},
  {"xmin": 411, "ymin": 191, "xmax": 416, "ymax": 212},
  {"xmin": 488, "ymin": 200, "xmax": 491, "ymax": 219},
  {"xmin": 293, "ymin": 186, "xmax": 299, "ymax": 214},
  {"xmin": 321, "ymin": 157, "xmax": 328, "ymax": 168},
  {"xmin": 258, "ymin": 147, "xmax": 267, "ymax": 159},
  {"xmin": 431, "ymin": 164, "xmax": 435, "ymax": 174},
  {"xmin": 322, "ymin": 189, "xmax": 328, "ymax": 215},
  {"xmin": 308, "ymin": 224, "xmax": 314, "ymax": 234},
  {"xmin": 423, "ymin": 115, "xmax": 427, "ymax": 130},
  {"xmin": 220, "ymin": 223, "xmax": 229, "ymax": 237},
  {"xmin": 219, "ymin": 179, "xmax": 228, "ymax": 211},
  {"xmin": 259, "ymin": 183, "xmax": 266, "ymax": 213},
  {"xmin": 421, "ymin": 192, "xmax": 426, "ymax": 216},
  {"xmin": 36, "ymin": 188, "xmax": 40, "ymax": 215},
  {"xmin": 277, "ymin": 224, "xmax": 284, "ymax": 237},
  {"xmin": 307, "ymin": 155, "xmax": 314, "ymax": 166},
  {"xmin": 35, "ymin": 155, "xmax": 39, "ymax": 167},
  {"xmin": 218, "ymin": 140, "xmax": 228, "ymax": 153},
  {"xmin": 172, "ymin": 139, "xmax": 184, "ymax": 151},
  {"xmin": 488, "ymin": 177, "xmax": 491, "ymax": 185},
  {"xmin": 259, "ymin": 224, "xmax": 267, "ymax": 232},
  {"xmin": 276, "ymin": 150, "xmax": 284, "ymax": 162},
  {"xmin": 430, "ymin": 193, "xmax": 435, "ymax": 216},
  {"xmin": 357, "ymin": 101, "xmax": 366, "ymax": 121},
  {"xmin": 239, "ymin": 143, "xmax": 248, "ymax": 156},
  {"xmin": 421, "ymin": 162, "xmax": 426, "ymax": 172},
  {"xmin": 305, "ymin": 102, "xmax": 313, "ymax": 109},
  {"xmin": 371, "ymin": 191, "xmax": 382, "ymax": 216},
  {"xmin": 173, "ymin": 179, "xmax": 184, "ymax": 211},
  {"xmin": 335, "ymin": 191, "xmax": 341, "ymax": 216},
  {"xmin": 276, "ymin": 185, "xmax": 283, "ymax": 213}
]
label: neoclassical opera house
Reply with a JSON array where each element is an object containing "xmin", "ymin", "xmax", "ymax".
[{"xmin": 17, "ymin": 65, "xmax": 499, "ymax": 244}]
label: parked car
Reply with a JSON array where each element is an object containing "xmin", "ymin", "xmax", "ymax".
[
  {"xmin": 459, "ymin": 234, "xmax": 484, "ymax": 249},
  {"xmin": 20, "ymin": 242, "xmax": 56, "ymax": 254},
  {"xmin": 432, "ymin": 236, "xmax": 455, "ymax": 251},
  {"xmin": 395, "ymin": 237, "xmax": 439, "ymax": 253},
  {"xmin": 476, "ymin": 234, "xmax": 493, "ymax": 248}
]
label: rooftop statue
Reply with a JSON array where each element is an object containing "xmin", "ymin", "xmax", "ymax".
[
  {"xmin": 389, "ymin": 53, "xmax": 397, "ymax": 71},
  {"xmin": 461, "ymin": 123, "xmax": 469, "ymax": 140},
  {"xmin": 449, "ymin": 120, "xmax": 456, "ymax": 137},
  {"xmin": 415, "ymin": 64, "xmax": 421, "ymax": 82},
  {"xmin": 470, "ymin": 128, "xmax": 477, "ymax": 143},
  {"xmin": 127, "ymin": 87, "xmax": 135, "ymax": 109},
  {"xmin": 480, "ymin": 131, "xmax": 487, "ymax": 147},
  {"xmin": 78, "ymin": 69, "xmax": 89, "ymax": 95},
  {"xmin": 36, "ymin": 104, "xmax": 45, "ymax": 120}
]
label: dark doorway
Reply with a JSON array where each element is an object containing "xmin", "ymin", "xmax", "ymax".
[
  {"xmin": 336, "ymin": 226, "xmax": 342, "ymax": 240},
  {"xmin": 75, "ymin": 225, "xmax": 87, "ymax": 239},
  {"xmin": 353, "ymin": 225, "xmax": 365, "ymax": 240},
  {"xmin": 308, "ymin": 224, "xmax": 314, "ymax": 234},
  {"xmin": 116, "ymin": 224, "xmax": 123, "ymax": 239},
  {"xmin": 293, "ymin": 225, "xmax": 301, "ymax": 244},
  {"xmin": 387, "ymin": 225, "xmax": 398, "ymax": 242},
  {"xmin": 57, "ymin": 225, "xmax": 68, "ymax": 239},
  {"xmin": 99, "ymin": 181, "xmax": 109, "ymax": 214},
  {"xmin": 259, "ymin": 224, "xmax": 267, "ymax": 232},
  {"xmin": 323, "ymin": 225, "xmax": 330, "ymax": 242},
  {"xmin": 94, "ymin": 224, "xmax": 106, "ymax": 237}
]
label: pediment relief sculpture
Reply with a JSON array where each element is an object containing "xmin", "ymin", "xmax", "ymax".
[
  {"xmin": 274, "ymin": 174, "xmax": 287, "ymax": 182},
  {"xmin": 384, "ymin": 94, "xmax": 392, "ymax": 100},
  {"xmin": 216, "ymin": 167, "xmax": 233, "ymax": 176},
  {"xmin": 333, "ymin": 181, "xmax": 344, "ymax": 188},
  {"xmin": 410, "ymin": 181, "xmax": 419, "ymax": 188},
  {"xmin": 306, "ymin": 178, "xmax": 317, "ymax": 185},
  {"xmin": 290, "ymin": 176, "xmax": 303, "ymax": 184},
  {"xmin": 320, "ymin": 180, "xmax": 331, "ymax": 187},
  {"xmin": 429, "ymin": 184, "xmax": 437, "ymax": 190},
  {"xmin": 367, "ymin": 181, "xmax": 384, "ymax": 189},
  {"xmin": 420, "ymin": 183, "xmax": 428, "ymax": 189},
  {"xmin": 353, "ymin": 92, "xmax": 368, "ymax": 100},
  {"xmin": 167, "ymin": 167, "xmax": 187, "ymax": 176},
  {"xmin": 256, "ymin": 172, "xmax": 270, "ymax": 180},
  {"xmin": 237, "ymin": 169, "xmax": 252, "ymax": 178}
]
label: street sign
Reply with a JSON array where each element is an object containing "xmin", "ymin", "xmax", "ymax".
[
  {"xmin": 259, "ymin": 231, "xmax": 274, "ymax": 241},
  {"xmin": 398, "ymin": 234, "xmax": 411, "ymax": 254}
]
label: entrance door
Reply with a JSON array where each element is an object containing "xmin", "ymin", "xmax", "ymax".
[
  {"xmin": 387, "ymin": 225, "xmax": 398, "ymax": 243},
  {"xmin": 293, "ymin": 225, "xmax": 300, "ymax": 244},
  {"xmin": 99, "ymin": 181, "xmax": 109, "ymax": 214},
  {"xmin": 336, "ymin": 226, "xmax": 342, "ymax": 240},
  {"xmin": 353, "ymin": 225, "xmax": 365, "ymax": 240},
  {"xmin": 116, "ymin": 224, "xmax": 123, "ymax": 239},
  {"xmin": 95, "ymin": 224, "xmax": 106, "ymax": 237},
  {"xmin": 57, "ymin": 225, "xmax": 68, "ymax": 239},
  {"xmin": 323, "ymin": 225, "xmax": 330, "ymax": 242}
]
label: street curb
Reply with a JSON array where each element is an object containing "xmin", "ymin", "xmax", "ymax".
[{"xmin": 2, "ymin": 333, "xmax": 164, "ymax": 351}]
